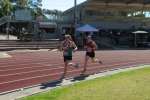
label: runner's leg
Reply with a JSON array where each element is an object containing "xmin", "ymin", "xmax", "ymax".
[
  {"xmin": 91, "ymin": 57, "xmax": 102, "ymax": 64},
  {"xmin": 84, "ymin": 56, "xmax": 89, "ymax": 69},
  {"xmin": 63, "ymin": 60, "xmax": 70, "ymax": 77},
  {"xmin": 81, "ymin": 56, "xmax": 89, "ymax": 73},
  {"xmin": 68, "ymin": 63, "xmax": 78, "ymax": 68}
]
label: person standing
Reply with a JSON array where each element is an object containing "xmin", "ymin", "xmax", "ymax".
[
  {"xmin": 81, "ymin": 35, "xmax": 102, "ymax": 73},
  {"xmin": 60, "ymin": 35, "xmax": 78, "ymax": 81},
  {"xmin": 41, "ymin": 29, "xmax": 46, "ymax": 40},
  {"xmin": 37, "ymin": 30, "xmax": 41, "ymax": 40}
]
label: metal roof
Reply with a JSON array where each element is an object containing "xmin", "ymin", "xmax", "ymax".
[
  {"xmin": 39, "ymin": 22, "xmax": 57, "ymax": 28},
  {"xmin": 89, "ymin": 0, "xmax": 150, "ymax": 5}
]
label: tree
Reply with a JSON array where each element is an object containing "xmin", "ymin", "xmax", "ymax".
[
  {"xmin": 52, "ymin": 9, "xmax": 61, "ymax": 19},
  {"xmin": 10, "ymin": 0, "xmax": 28, "ymax": 9},
  {"xmin": 9, "ymin": 0, "xmax": 28, "ymax": 15},
  {"xmin": 16, "ymin": 0, "xmax": 28, "ymax": 9},
  {"xmin": 44, "ymin": 9, "xmax": 62, "ymax": 20},
  {"xmin": 27, "ymin": 7, "xmax": 36, "ymax": 18},
  {"xmin": 1, "ymin": 0, "xmax": 62, "ymax": 20},
  {"xmin": 28, "ymin": 0, "xmax": 42, "ymax": 14},
  {"xmin": 0, "ymin": 0, "xmax": 12, "ymax": 17}
]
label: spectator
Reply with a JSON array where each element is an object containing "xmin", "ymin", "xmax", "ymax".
[
  {"xmin": 114, "ymin": 35, "xmax": 119, "ymax": 45},
  {"xmin": 41, "ymin": 29, "xmax": 46, "ymax": 40}
]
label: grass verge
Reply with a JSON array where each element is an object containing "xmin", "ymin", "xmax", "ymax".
[{"xmin": 20, "ymin": 67, "xmax": 150, "ymax": 100}]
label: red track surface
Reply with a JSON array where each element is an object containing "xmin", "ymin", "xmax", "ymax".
[{"xmin": 0, "ymin": 50, "xmax": 150, "ymax": 93}]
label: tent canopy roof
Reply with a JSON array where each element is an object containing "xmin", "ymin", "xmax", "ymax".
[
  {"xmin": 132, "ymin": 30, "xmax": 148, "ymax": 34},
  {"xmin": 76, "ymin": 24, "xmax": 98, "ymax": 32}
]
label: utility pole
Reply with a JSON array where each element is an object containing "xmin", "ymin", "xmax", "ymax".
[{"xmin": 74, "ymin": 0, "xmax": 77, "ymax": 38}]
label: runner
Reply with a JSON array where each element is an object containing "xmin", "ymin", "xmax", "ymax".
[
  {"xmin": 62, "ymin": 34, "xmax": 72, "ymax": 41},
  {"xmin": 60, "ymin": 34, "xmax": 78, "ymax": 81},
  {"xmin": 81, "ymin": 35, "xmax": 102, "ymax": 73}
]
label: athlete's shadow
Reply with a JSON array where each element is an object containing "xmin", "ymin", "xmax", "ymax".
[
  {"xmin": 40, "ymin": 74, "xmax": 90, "ymax": 89},
  {"xmin": 40, "ymin": 80, "xmax": 62, "ymax": 89},
  {"xmin": 71, "ymin": 74, "xmax": 90, "ymax": 82}
]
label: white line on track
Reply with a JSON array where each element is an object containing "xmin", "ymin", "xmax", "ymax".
[
  {"xmin": 0, "ymin": 51, "xmax": 149, "ymax": 64},
  {"xmin": 0, "ymin": 58, "xmax": 150, "ymax": 72},
  {"xmin": 0, "ymin": 57, "xmax": 147, "ymax": 68},
  {"xmin": 0, "ymin": 60, "xmax": 149, "ymax": 84}
]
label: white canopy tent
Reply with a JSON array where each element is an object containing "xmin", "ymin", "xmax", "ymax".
[
  {"xmin": 132, "ymin": 31, "xmax": 148, "ymax": 47},
  {"xmin": 76, "ymin": 24, "xmax": 99, "ymax": 46},
  {"xmin": 76, "ymin": 24, "xmax": 99, "ymax": 32}
]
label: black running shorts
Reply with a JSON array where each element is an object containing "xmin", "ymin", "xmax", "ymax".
[
  {"xmin": 86, "ymin": 52, "xmax": 95, "ymax": 58},
  {"xmin": 63, "ymin": 56, "xmax": 72, "ymax": 62}
]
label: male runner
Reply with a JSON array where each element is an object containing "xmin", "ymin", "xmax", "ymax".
[
  {"xmin": 60, "ymin": 34, "xmax": 78, "ymax": 81},
  {"xmin": 81, "ymin": 35, "xmax": 102, "ymax": 73}
]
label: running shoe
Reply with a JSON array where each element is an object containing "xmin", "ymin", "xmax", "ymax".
[
  {"xmin": 60, "ymin": 75, "xmax": 65, "ymax": 81},
  {"xmin": 99, "ymin": 60, "xmax": 103, "ymax": 64},
  {"xmin": 74, "ymin": 63, "xmax": 78, "ymax": 69},
  {"xmin": 81, "ymin": 69, "xmax": 86, "ymax": 73}
]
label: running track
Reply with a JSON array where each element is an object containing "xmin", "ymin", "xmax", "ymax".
[{"xmin": 0, "ymin": 50, "xmax": 150, "ymax": 94}]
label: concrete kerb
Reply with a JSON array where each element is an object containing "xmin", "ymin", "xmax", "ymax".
[{"xmin": 0, "ymin": 64, "xmax": 150, "ymax": 100}]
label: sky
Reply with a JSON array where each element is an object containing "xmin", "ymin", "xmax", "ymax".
[{"xmin": 42, "ymin": 0, "xmax": 87, "ymax": 11}]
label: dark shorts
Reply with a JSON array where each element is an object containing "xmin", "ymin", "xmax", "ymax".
[
  {"xmin": 86, "ymin": 52, "xmax": 95, "ymax": 58},
  {"xmin": 63, "ymin": 56, "xmax": 72, "ymax": 62}
]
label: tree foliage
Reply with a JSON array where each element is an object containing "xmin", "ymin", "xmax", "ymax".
[
  {"xmin": 44, "ymin": 9, "xmax": 62, "ymax": 20},
  {"xmin": 0, "ymin": 0, "xmax": 12, "ymax": 17},
  {"xmin": 0, "ymin": 0, "xmax": 62, "ymax": 20},
  {"xmin": 16, "ymin": 0, "xmax": 28, "ymax": 9},
  {"xmin": 28, "ymin": 0, "xmax": 42, "ymax": 15},
  {"xmin": 9, "ymin": 0, "xmax": 29, "ymax": 15}
]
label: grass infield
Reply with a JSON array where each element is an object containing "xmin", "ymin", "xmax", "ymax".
[{"xmin": 20, "ymin": 67, "xmax": 150, "ymax": 100}]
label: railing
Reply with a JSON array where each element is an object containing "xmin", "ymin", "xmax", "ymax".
[
  {"xmin": 31, "ymin": 16, "xmax": 74, "ymax": 23},
  {"xmin": 0, "ymin": 16, "xmax": 10, "ymax": 26},
  {"xmin": 0, "ymin": 16, "xmax": 81, "ymax": 24}
]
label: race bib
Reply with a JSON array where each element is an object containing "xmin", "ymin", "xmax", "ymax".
[
  {"xmin": 63, "ymin": 52, "xmax": 68, "ymax": 56},
  {"xmin": 87, "ymin": 47, "xmax": 92, "ymax": 52}
]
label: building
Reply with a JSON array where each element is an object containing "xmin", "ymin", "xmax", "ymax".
[
  {"xmin": 59, "ymin": 0, "xmax": 150, "ymax": 29},
  {"xmin": 2, "ymin": 0, "xmax": 150, "ymax": 40},
  {"xmin": 0, "ymin": 10, "xmax": 62, "ymax": 40}
]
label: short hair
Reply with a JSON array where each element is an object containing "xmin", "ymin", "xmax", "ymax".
[
  {"xmin": 65, "ymin": 34, "xmax": 71, "ymax": 39},
  {"xmin": 86, "ymin": 35, "xmax": 92, "ymax": 39}
]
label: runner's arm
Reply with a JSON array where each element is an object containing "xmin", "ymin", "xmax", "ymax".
[
  {"xmin": 60, "ymin": 41, "xmax": 64, "ymax": 51},
  {"xmin": 72, "ymin": 42, "xmax": 77, "ymax": 51},
  {"xmin": 91, "ymin": 42, "xmax": 98, "ymax": 49}
]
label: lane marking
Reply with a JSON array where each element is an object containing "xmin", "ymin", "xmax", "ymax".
[{"xmin": 0, "ymin": 52, "xmax": 11, "ymax": 58}]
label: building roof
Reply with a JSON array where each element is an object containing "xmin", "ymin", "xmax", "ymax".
[
  {"xmin": 39, "ymin": 22, "xmax": 57, "ymax": 28},
  {"xmin": 89, "ymin": 0, "xmax": 150, "ymax": 5}
]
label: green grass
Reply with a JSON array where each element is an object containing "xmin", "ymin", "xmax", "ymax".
[{"xmin": 20, "ymin": 67, "xmax": 150, "ymax": 100}]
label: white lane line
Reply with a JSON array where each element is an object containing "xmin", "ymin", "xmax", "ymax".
[
  {"xmin": 3, "ymin": 52, "xmax": 11, "ymax": 57},
  {"xmin": 0, "ymin": 62, "xmax": 149, "ymax": 79},
  {"xmin": 0, "ymin": 58, "xmax": 147, "ymax": 73},
  {"xmin": 1, "ymin": 52, "xmax": 148, "ymax": 63},
  {"xmin": 0, "ymin": 52, "xmax": 148, "ymax": 63},
  {"xmin": 0, "ymin": 52, "xmax": 11, "ymax": 58},
  {"xmin": 0, "ymin": 54, "xmax": 149, "ymax": 68},
  {"xmin": 0, "ymin": 55, "xmax": 148, "ymax": 67},
  {"xmin": 0, "ymin": 71, "xmax": 64, "ymax": 85},
  {"xmin": 0, "ymin": 57, "xmax": 149, "ymax": 70},
  {"xmin": 0, "ymin": 68, "xmax": 55, "ymax": 77},
  {"xmin": 0, "ymin": 62, "xmax": 149, "ymax": 85},
  {"xmin": 0, "ymin": 55, "xmax": 147, "ymax": 68},
  {"xmin": 0, "ymin": 61, "xmax": 147, "ymax": 84}
]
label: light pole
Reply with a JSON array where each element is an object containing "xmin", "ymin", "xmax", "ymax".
[{"xmin": 74, "ymin": 0, "xmax": 77, "ymax": 38}]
